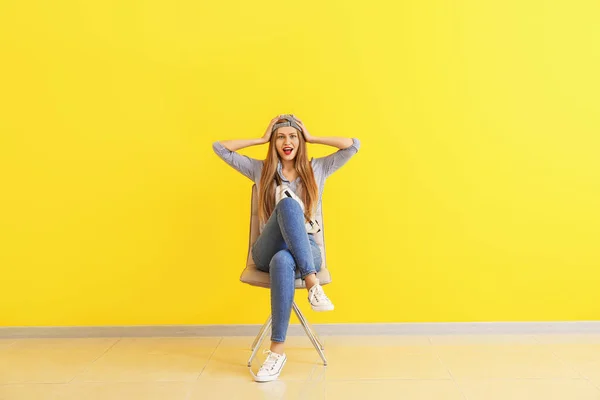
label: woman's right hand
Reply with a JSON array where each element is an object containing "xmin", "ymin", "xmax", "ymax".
[{"xmin": 262, "ymin": 115, "xmax": 282, "ymax": 144}]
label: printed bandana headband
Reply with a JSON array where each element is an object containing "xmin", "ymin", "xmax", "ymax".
[{"xmin": 271, "ymin": 114, "xmax": 303, "ymax": 133}]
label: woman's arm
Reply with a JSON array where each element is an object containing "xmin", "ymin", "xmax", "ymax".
[
  {"xmin": 218, "ymin": 137, "xmax": 267, "ymax": 152},
  {"xmin": 293, "ymin": 117, "xmax": 353, "ymax": 149},
  {"xmin": 217, "ymin": 114, "xmax": 282, "ymax": 151},
  {"xmin": 307, "ymin": 136, "xmax": 354, "ymax": 149},
  {"xmin": 212, "ymin": 141, "xmax": 263, "ymax": 181},
  {"xmin": 293, "ymin": 117, "xmax": 360, "ymax": 178},
  {"xmin": 212, "ymin": 115, "xmax": 282, "ymax": 181},
  {"xmin": 311, "ymin": 138, "xmax": 361, "ymax": 178}
]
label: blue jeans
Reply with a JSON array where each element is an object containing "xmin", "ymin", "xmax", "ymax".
[{"xmin": 251, "ymin": 197, "xmax": 322, "ymax": 343}]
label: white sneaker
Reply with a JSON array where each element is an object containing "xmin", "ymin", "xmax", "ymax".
[
  {"xmin": 255, "ymin": 350, "xmax": 287, "ymax": 382},
  {"xmin": 308, "ymin": 282, "xmax": 334, "ymax": 311}
]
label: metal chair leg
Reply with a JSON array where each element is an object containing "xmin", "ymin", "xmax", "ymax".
[
  {"xmin": 292, "ymin": 302, "xmax": 328, "ymax": 366},
  {"xmin": 292, "ymin": 302, "xmax": 325, "ymax": 350},
  {"xmin": 251, "ymin": 315, "xmax": 272, "ymax": 351},
  {"xmin": 248, "ymin": 315, "xmax": 272, "ymax": 367},
  {"xmin": 307, "ymin": 320, "xmax": 325, "ymax": 350},
  {"xmin": 305, "ymin": 320, "xmax": 325, "ymax": 350}
]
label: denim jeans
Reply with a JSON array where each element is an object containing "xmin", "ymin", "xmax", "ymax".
[{"xmin": 251, "ymin": 197, "xmax": 322, "ymax": 343}]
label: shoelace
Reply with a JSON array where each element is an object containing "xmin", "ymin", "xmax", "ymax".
[
  {"xmin": 309, "ymin": 284, "xmax": 329, "ymax": 304},
  {"xmin": 259, "ymin": 350, "xmax": 281, "ymax": 372}
]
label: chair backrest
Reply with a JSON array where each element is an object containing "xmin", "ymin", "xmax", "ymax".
[{"xmin": 241, "ymin": 184, "xmax": 330, "ymax": 288}]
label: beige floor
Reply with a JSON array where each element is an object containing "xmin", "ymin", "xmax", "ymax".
[{"xmin": 1, "ymin": 334, "xmax": 600, "ymax": 399}]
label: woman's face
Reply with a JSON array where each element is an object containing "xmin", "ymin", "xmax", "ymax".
[{"xmin": 274, "ymin": 127, "xmax": 300, "ymax": 162}]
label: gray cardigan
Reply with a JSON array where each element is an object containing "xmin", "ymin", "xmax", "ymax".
[{"xmin": 212, "ymin": 138, "xmax": 361, "ymax": 232}]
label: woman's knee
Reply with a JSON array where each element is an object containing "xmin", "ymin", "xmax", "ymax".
[
  {"xmin": 276, "ymin": 197, "xmax": 302, "ymax": 213},
  {"xmin": 269, "ymin": 249, "xmax": 295, "ymax": 271}
]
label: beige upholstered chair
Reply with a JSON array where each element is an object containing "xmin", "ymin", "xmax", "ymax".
[{"xmin": 241, "ymin": 184, "xmax": 330, "ymax": 366}]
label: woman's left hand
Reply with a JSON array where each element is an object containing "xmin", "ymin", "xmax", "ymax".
[{"xmin": 293, "ymin": 115, "xmax": 314, "ymax": 143}]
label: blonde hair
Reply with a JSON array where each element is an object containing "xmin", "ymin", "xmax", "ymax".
[{"xmin": 258, "ymin": 121, "xmax": 319, "ymax": 225}]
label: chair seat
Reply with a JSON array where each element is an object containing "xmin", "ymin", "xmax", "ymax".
[{"xmin": 240, "ymin": 265, "xmax": 331, "ymax": 289}]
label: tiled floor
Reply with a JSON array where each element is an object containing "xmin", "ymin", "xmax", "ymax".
[{"xmin": 1, "ymin": 334, "xmax": 600, "ymax": 399}]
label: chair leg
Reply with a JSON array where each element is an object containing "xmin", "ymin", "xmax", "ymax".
[
  {"xmin": 247, "ymin": 315, "xmax": 272, "ymax": 367},
  {"xmin": 251, "ymin": 315, "xmax": 272, "ymax": 351},
  {"xmin": 306, "ymin": 321, "xmax": 326, "ymax": 351},
  {"xmin": 292, "ymin": 302, "xmax": 328, "ymax": 366},
  {"xmin": 292, "ymin": 302, "xmax": 325, "ymax": 350}
]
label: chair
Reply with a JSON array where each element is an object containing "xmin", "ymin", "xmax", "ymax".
[{"xmin": 240, "ymin": 184, "xmax": 331, "ymax": 367}]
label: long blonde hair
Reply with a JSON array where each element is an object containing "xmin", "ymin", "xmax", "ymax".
[{"xmin": 258, "ymin": 122, "xmax": 319, "ymax": 225}]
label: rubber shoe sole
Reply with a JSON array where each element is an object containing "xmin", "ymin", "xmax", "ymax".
[{"xmin": 310, "ymin": 302, "xmax": 334, "ymax": 312}]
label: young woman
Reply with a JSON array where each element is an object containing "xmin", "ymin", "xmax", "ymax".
[{"xmin": 212, "ymin": 114, "xmax": 360, "ymax": 382}]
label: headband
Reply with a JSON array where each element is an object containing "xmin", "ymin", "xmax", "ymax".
[{"xmin": 271, "ymin": 114, "xmax": 303, "ymax": 133}]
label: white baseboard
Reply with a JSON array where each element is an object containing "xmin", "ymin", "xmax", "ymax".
[{"xmin": 1, "ymin": 321, "xmax": 600, "ymax": 339}]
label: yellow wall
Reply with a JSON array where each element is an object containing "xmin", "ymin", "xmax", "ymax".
[{"xmin": 1, "ymin": 0, "xmax": 599, "ymax": 327}]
